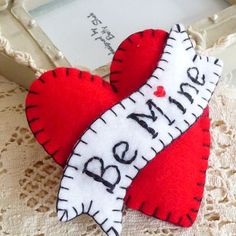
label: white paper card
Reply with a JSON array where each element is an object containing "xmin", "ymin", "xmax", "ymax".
[{"xmin": 30, "ymin": 0, "xmax": 228, "ymax": 69}]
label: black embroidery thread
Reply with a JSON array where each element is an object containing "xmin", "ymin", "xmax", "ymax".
[
  {"xmin": 152, "ymin": 75, "xmax": 159, "ymax": 80},
  {"xmin": 138, "ymin": 90, "xmax": 145, "ymax": 96},
  {"xmin": 128, "ymin": 97, "xmax": 136, "ymax": 104},
  {"xmin": 146, "ymin": 100, "xmax": 175, "ymax": 125},
  {"xmin": 187, "ymin": 67, "xmax": 205, "ymax": 86},
  {"xmin": 127, "ymin": 101, "xmax": 158, "ymax": 139},
  {"xmin": 112, "ymin": 141, "xmax": 137, "ymax": 165},
  {"xmin": 169, "ymin": 96, "xmax": 186, "ymax": 114},
  {"xmin": 178, "ymin": 83, "xmax": 199, "ymax": 104},
  {"xmin": 107, "ymin": 227, "xmax": 119, "ymax": 236},
  {"xmin": 127, "ymin": 99, "xmax": 175, "ymax": 139},
  {"xmin": 141, "ymin": 155, "xmax": 149, "ymax": 163},
  {"xmin": 192, "ymin": 54, "xmax": 197, "ymax": 62},
  {"xmin": 83, "ymin": 157, "xmax": 121, "ymax": 194}
]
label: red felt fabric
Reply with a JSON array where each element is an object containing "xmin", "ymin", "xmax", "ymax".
[
  {"xmin": 25, "ymin": 28, "xmax": 210, "ymax": 227},
  {"xmin": 25, "ymin": 69, "xmax": 117, "ymax": 165},
  {"xmin": 110, "ymin": 29, "xmax": 168, "ymax": 98}
]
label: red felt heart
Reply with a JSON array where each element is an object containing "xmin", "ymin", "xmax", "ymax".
[{"xmin": 25, "ymin": 29, "xmax": 210, "ymax": 227}]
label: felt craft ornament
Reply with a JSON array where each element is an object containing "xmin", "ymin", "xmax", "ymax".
[
  {"xmin": 25, "ymin": 24, "xmax": 221, "ymax": 230},
  {"xmin": 55, "ymin": 24, "xmax": 223, "ymax": 236},
  {"xmin": 109, "ymin": 28, "xmax": 211, "ymax": 227}
]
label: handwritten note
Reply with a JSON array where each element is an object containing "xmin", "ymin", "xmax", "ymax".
[{"xmin": 87, "ymin": 13, "xmax": 116, "ymax": 56}]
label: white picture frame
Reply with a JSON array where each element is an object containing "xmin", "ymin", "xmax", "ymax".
[{"xmin": 0, "ymin": 0, "xmax": 235, "ymax": 88}]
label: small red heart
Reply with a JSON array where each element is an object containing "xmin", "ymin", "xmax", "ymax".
[{"xmin": 154, "ymin": 85, "xmax": 166, "ymax": 97}]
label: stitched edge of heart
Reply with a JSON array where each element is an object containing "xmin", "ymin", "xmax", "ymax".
[
  {"xmin": 25, "ymin": 68, "xmax": 115, "ymax": 166},
  {"xmin": 110, "ymin": 29, "xmax": 168, "ymax": 98}
]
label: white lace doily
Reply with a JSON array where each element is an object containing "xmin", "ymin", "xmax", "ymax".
[{"xmin": 0, "ymin": 71, "xmax": 235, "ymax": 236}]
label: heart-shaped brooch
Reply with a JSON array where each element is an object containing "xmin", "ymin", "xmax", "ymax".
[{"xmin": 25, "ymin": 24, "xmax": 223, "ymax": 235}]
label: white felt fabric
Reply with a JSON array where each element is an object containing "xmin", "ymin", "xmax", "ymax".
[{"xmin": 57, "ymin": 24, "xmax": 223, "ymax": 236}]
